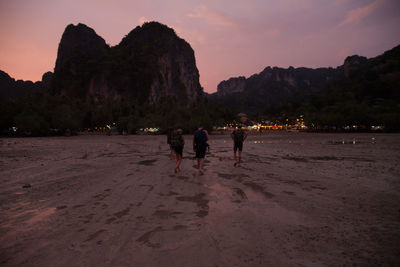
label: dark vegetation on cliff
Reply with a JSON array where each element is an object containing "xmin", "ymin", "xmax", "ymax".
[
  {"xmin": 0, "ymin": 93, "xmax": 232, "ymax": 136},
  {"xmin": 303, "ymin": 47, "xmax": 400, "ymax": 130},
  {"xmin": 210, "ymin": 45, "xmax": 400, "ymax": 131}
]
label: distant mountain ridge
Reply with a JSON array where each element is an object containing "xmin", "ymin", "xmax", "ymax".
[
  {"xmin": 210, "ymin": 45, "xmax": 400, "ymax": 117},
  {"xmin": 216, "ymin": 66, "xmax": 340, "ymax": 98},
  {"xmin": 0, "ymin": 70, "xmax": 45, "ymax": 98},
  {"xmin": 209, "ymin": 44, "xmax": 400, "ymax": 130},
  {"xmin": 212, "ymin": 65, "xmax": 343, "ymax": 111}
]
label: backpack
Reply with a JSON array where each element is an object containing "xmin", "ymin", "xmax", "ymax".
[
  {"xmin": 194, "ymin": 130, "xmax": 207, "ymax": 145},
  {"xmin": 170, "ymin": 131, "xmax": 183, "ymax": 147},
  {"xmin": 233, "ymin": 129, "xmax": 244, "ymax": 142}
]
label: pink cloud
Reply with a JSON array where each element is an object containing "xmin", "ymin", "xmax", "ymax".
[
  {"xmin": 187, "ymin": 5, "xmax": 235, "ymax": 28},
  {"xmin": 262, "ymin": 28, "xmax": 280, "ymax": 38},
  {"xmin": 340, "ymin": 0, "xmax": 386, "ymax": 26}
]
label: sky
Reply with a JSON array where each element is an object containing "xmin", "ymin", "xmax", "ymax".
[{"xmin": 0, "ymin": 0, "xmax": 399, "ymax": 93}]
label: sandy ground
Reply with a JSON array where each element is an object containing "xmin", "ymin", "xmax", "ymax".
[{"xmin": 0, "ymin": 132, "xmax": 399, "ymax": 266}]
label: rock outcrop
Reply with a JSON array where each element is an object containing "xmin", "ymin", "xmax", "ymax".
[
  {"xmin": 215, "ymin": 54, "xmax": 373, "ymax": 100},
  {"xmin": 0, "ymin": 70, "xmax": 44, "ymax": 98},
  {"xmin": 214, "ymin": 65, "xmax": 341, "ymax": 109},
  {"xmin": 54, "ymin": 23, "xmax": 108, "ymax": 74},
  {"xmin": 212, "ymin": 45, "xmax": 400, "ymax": 115},
  {"xmin": 52, "ymin": 23, "xmax": 109, "ymax": 97},
  {"xmin": 343, "ymin": 55, "xmax": 367, "ymax": 78},
  {"xmin": 217, "ymin": 77, "xmax": 246, "ymax": 96},
  {"xmin": 52, "ymin": 22, "xmax": 202, "ymax": 104}
]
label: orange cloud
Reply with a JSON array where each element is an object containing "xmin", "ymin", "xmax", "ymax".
[
  {"xmin": 138, "ymin": 17, "xmax": 149, "ymax": 25},
  {"xmin": 340, "ymin": 0, "xmax": 386, "ymax": 26}
]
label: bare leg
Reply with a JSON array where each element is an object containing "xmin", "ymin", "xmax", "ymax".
[
  {"xmin": 198, "ymin": 158, "xmax": 204, "ymax": 174},
  {"xmin": 175, "ymin": 154, "xmax": 182, "ymax": 173},
  {"xmin": 170, "ymin": 150, "xmax": 175, "ymax": 160},
  {"xmin": 197, "ymin": 158, "xmax": 201, "ymax": 172},
  {"xmin": 234, "ymin": 150, "xmax": 238, "ymax": 166}
]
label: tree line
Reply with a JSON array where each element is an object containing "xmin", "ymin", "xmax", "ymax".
[{"xmin": 0, "ymin": 93, "xmax": 235, "ymax": 136}]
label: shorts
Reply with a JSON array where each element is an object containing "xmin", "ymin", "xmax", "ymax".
[
  {"xmin": 195, "ymin": 144, "xmax": 207, "ymax": 158},
  {"xmin": 169, "ymin": 145, "xmax": 174, "ymax": 151},
  {"xmin": 234, "ymin": 141, "xmax": 243, "ymax": 152},
  {"xmin": 173, "ymin": 146, "xmax": 183, "ymax": 156}
]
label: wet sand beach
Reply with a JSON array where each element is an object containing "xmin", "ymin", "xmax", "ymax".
[{"xmin": 1, "ymin": 133, "xmax": 399, "ymax": 266}]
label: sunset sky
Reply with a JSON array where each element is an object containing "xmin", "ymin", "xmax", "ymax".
[{"xmin": 0, "ymin": 0, "xmax": 399, "ymax": 93}]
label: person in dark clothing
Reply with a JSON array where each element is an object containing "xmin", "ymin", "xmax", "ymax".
[
  {"xmin": 166, "ymin": 127, "xmax": 175, "ymax": 160},
  {"xmin": 231, "ymin": 124, "xmax": 248, "ymax": 167},
  {"xmin": 193, "ymin": 124, "xmax": 209, "ymax": 174},
  {"xmin": 171, "ymin": 128, "xmax": 185, "ymax": 173}
]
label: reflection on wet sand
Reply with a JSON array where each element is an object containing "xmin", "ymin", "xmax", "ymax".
[{"xmin": 26, "ymin": 207, "xmax": 56, "ymax": 225}]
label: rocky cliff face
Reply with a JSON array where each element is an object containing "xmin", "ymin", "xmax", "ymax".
[
  {"xmin": 343, "ymin": 55, "xmax": 367, "ymax": 78},
  {"xmin": 215, "ymin": 65, "xmax": 341, "ymax": 107},
  {"xmin": 52, "ymin": 22, "xmax": 202, "ymax": 104},
  {"xmin": 217, "ymin": 76, "xmax": 246, "ymax": 96},
  {"xmin": 212, "ymin": 45, "xmax": 400, "ymax": 114},
  {"xmin": 52, "ymin": 24, "xmax": 109, "ymax": 97},
  {"xmin": 54, "ymin": 23, "xmax": 108, "ymax": 74},
  {"xmin": 215, "ymin": 54, "xmax": 373, "ymax": 99}
]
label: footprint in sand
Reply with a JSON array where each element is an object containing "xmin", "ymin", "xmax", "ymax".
[
  {"xmin": 84, "ymin": 229, "xmax": 106, "ymax": 242},
  {"xmin": 176, "ymin": 193, "xmax": 209, "ymax": 218},
  {"xmin": 136, "ymin": 227, "xmax": 163, "ymax": 248},
  {"xmin": 137, "ymin": 159, "xmax": 158, "ymax": 166},
  {"xmin": 242, "ymin": 181, "xmax": 274, "ymax": 199}
]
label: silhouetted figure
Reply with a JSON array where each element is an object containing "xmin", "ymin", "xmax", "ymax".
[
  {"xmin": 231, "ymin": 124, "xmax": 248, "ymax": 167},
  {"xmin": 167, "ymin": 127, "xmax": 175, "ymax": 160},
  {"xmin": 170, "ymin": 128, "xmax": 184, "ymax": 173},
  {"xmin": 193, "ymin": 124, "xmax": 209, "ymax": 174}
]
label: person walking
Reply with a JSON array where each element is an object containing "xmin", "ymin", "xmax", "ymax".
[
  {"xmin": 231, "ymin": 124, "xmax": 248, "ymax": 167},
  {"xmin": 166, "ymin": 127, "xmax": 175, "ymax": 160},
  {"xmin": 170, "ymin": 128, "xmax": 184, "ymax": 173},
  {"xmin": 193, "ymin": 124, "xmax": 209, "ymax": 174}
]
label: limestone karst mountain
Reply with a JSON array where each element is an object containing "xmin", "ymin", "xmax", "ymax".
[
  {"xmin": 52, "ymin": 22, "xmax": 203, "ymax": 104},
  {"xmin": 210, "ymin": 45, "xmax": 400, "ymax": 119},
  {"xmin": 1, "ymin": 22, "xmax": 203, "ymax": 105}
]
